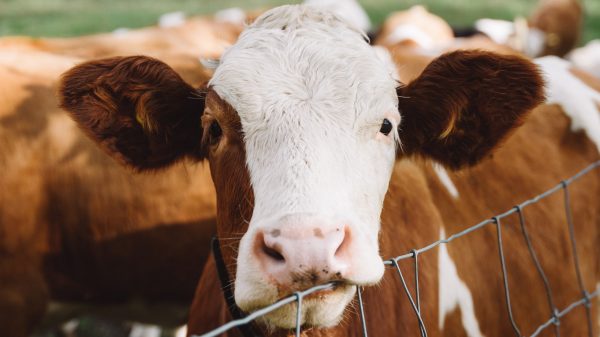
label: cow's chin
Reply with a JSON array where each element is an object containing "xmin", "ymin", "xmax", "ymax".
[{"xmin": 239, "ymin": 284, "xmax": 356, "ymax": 330}]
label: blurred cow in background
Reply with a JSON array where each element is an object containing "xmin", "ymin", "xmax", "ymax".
[
  {"xmin": 0, "ymin": 10, "xmax": 253, "ymax": 337},
  {"xmin": 474, "ymin": 0, "xmax": 582, "ymax": 57}
]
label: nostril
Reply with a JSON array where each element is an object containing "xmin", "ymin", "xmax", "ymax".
[
  {"xmin": 334, "ymin": 226, "xmax": 350, "ymax": 258},
  {"xmin": 262, "ymin": 242, "xmax": 285, "ymax": 262},
  {"xmin": 258, "ymin": 233, "xmax": 285, "ymax": 262}
]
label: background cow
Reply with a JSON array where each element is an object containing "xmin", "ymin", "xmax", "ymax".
[{"xmin": 0, "ymin": 15, "xmax": 236, "ymax": 336}]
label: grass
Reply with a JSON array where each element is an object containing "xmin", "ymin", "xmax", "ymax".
[{"xmin": 0, "ymin": 0, "xmax": 598, "ymax": 44}]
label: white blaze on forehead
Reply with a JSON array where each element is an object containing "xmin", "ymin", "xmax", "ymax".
[
  {"xmin": 210, "ymin": 5, "xmax": 398, "ymax": 219},
  {"xmin": 439, "ymin": 229, "xmax": 485, "ymax": 337},
  {"xmin": 535, "ymin": 56, "xmax": 600, "ymax": 154}
]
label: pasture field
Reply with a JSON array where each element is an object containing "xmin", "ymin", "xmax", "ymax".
[{"xmin": 0, "ymin": 0, "xmax": 599, "ymax": 43}]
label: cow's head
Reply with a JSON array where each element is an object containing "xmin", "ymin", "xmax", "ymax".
[{"xmin": 59, "ymin": 5, "xmax": 543, "ymax": 330}]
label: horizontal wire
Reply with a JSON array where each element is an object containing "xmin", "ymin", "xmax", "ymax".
[
  {"xmin": 194, "ymin": 159, "xmax": 600, "ymax": 337},
  {"xmin": 529, "ymin": 287, "xmax": 599, "ymax": 337}
]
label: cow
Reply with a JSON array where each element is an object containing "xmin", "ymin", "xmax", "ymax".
[
  {"xmin": 57, "ymin": 4, "xmax": 600, "ymax": 337},
  {"xmin": 474, "ymin": 0, "xmax": 582, "ymax": 58},
  {"xmin": 0, "ymin": 46, "xmax": 218, "ymax": 336},
  {"xmin": 0, "ymin": 14, "xmax": 240, "ymax": 61},
  {"xmin": 0, "ymin": 10, "xmax": 261, "ymax": 336}
]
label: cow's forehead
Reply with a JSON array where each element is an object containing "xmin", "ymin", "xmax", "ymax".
[{"xmin": 209, "ymin": 5, "xmax": 398, "ymax": 129}]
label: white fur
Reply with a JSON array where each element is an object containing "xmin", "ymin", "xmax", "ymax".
[
  {"xmin": 439, "ymin": 229, "xmax": 485, "ymax": 337},
  {"xmin": 433, "ymin": 163, "xmax": 459, "ymax": 198},
  {"xmin": 475, "ymin": 19, "xmax": 515, "ymax": 45},
  {"xmin": 475, "ymin": 18, "xmax": 546, "ymax": 57},
  {"xmin": 385, "ymin": 24, "xmax": 435, "ymax": 49},
  {"xmin": 214, "ymin": 7, "xmax": 247, "ymax": 25},
  {"xmin": 303, "ymin": 0, "xmax": 371, "ymax": 33},
  {"xmin": 129, "ymin": 323, "xmax": 161, "ymax": 337},
  {"xmin": 209, "ymin": 5, "xmax": 398, "ymax": 327},
  {"xmin": 61, "ymin": 319, "xmax": 79, "ymax": 336},
  {"xmin": 158, "ymin": 11, "xmax": 186, "ymax": 28},
  {"xmin": 174, "ymin": 324, "xmax": 188, "ymax": 337},
  {"xmin": 112, "ymin": 27, "xmax": 130, "ymax": 36},
  {"xmin": 568, "ymin": 40, "xmax": 600, "ymax": 80},
  {"xmin": 535, "ymin": 56, "xmax": 600, "ymax": 153}
]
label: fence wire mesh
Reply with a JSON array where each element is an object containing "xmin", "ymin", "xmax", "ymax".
[{"xmin": 195, "ymin": 160, "xmax": 600, "ymax": 337}]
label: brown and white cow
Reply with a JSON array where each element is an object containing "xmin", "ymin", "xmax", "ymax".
[
  {"xmin": 58, "ymin": 5, "xmax": 600, "ymax": 337},
  {"xmin": 0, "ymin": 47, "xmax": 218, "ymax": 337}
]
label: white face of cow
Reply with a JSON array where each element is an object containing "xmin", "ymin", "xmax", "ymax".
[{"xmin": 209, "ymin": 5, "xmax": 399, "ymax": 328}]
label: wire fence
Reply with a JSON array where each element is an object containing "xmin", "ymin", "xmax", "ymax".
[{"xmin": 195, "ymin": 160, "xmax": 600, "ymax": 337}]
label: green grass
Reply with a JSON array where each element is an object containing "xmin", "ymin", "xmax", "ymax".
[{"xmin": 0, "ymin": 0, "xmax": 598, "ymax": 44}]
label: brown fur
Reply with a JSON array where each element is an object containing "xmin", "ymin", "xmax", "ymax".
[
  {"xmin": 59, "ymin": 56, "xmax": 206, "ymax": 170},
  {"xmin": 398, "ymin": 50, "xmax": 545, "ymax": 169},
  {"xmin": 529, "ymin": 0, "xmax": 583, "ymax": 57},
  {"xmin": 0, "ymin": 50, "xmax": 218, "ymax": 337},
  {"xmin": 0, "ymin": 16, "xmax": 240, "ymax": 61}
]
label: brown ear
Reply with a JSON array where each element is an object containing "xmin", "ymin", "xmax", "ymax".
[
  {"xmin": 59, "ymin": 56, "xmax": 205, "ymax": 170},
  {"xmin": 397, "ymin": 50, "xmax": 545, "ymax": 169}
]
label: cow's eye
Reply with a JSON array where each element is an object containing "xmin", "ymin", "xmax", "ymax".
[
  {"xmin": 208, "ymin": 121, "xmax": 222, "ymax": 146},
  {"xmin": 379, "ymin": 118, "xmax": 393, "ymax": 136}
]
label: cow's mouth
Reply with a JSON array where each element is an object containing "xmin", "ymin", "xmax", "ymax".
[
  {"xmin": 253, "ymin": 281, "xmax": 356, "ymax": 329},
  {"xmin": 276, "ymin": 280, "xmax": 348, "ymax": 301}
]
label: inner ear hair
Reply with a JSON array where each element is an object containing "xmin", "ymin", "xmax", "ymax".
[
  {"xmin": 59, "ymin": 56, "xmax": 206, "ymax": 171},
  {"xmin": 397, "ymin": 50, "xmax": 545, "ymax": 169}
]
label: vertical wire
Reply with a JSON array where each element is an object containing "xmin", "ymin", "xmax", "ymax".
[
  {"xmin": 493, "ymin": 217, "xmax": 523, "ymax": 337},
  {"xmin": 561, "ymin": 182, "xmax": 594, "ymax": 337},
  {"xmin": 295, "ymin": 292, "xmax": 302, "ymax": 337},
  {"xmin": 357, "ymin": 286, "xmax": 368, "ymax": 337},
  {"xmin": 515, "ymin": 206, "xmax": 561, "ymax": 336},
  {"xmin": 411, "ymin": 249, "xmax": 426, "ymax": 337},
  {"xmin": 391, "ymin": 259, "xmax": 428, "ymax": 337}
]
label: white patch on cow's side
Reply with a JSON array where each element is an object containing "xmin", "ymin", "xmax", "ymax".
[
  {"xmin": 474, "ymin": 18, "xmax": 546, "ymax": 57},
  {"xmin": 385, "ymin": 24, "xmax": 435, "ymax": 49},
  {"xmin": 522, "ymin": 27, "xmax": 546, "ymax": 58},
  {"xmin": 535, "ymin": 56, "xmax": 600, "ymax": 154},
  {"xmin": 433, "ymin": 163, "xmax": 459, "ymax": 199},
  {"xmin": 439, "ymin": 229, "xmax": 485, "ymax": 337},
  {"xmin": 129, "ymin": 323, "xmax": 161, "ymax": 337},
  {"xmin": 210, "ymin": 5, "xmax": 398, "ymax": 328},
  {"xmin": 215, "ymin": 7, "xmax": 247, "ymax": 25},
  {"xmin": 174, "ymin": 324, "xmax": 188, "ymax": 337},
  {"xmin": 158, "ymin": 11, "xmax": 186, "ymax": 28},
  {"xmin": 303, "ymin": 0, "xmax": 371, "ymax": 33},
  {"xmin": 567, "ymin": 40, "xmax": 600, "ymax": 80},
  {"xmin": 475, "ymin": 19, "xmax": 515, "ymax": 45}
]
